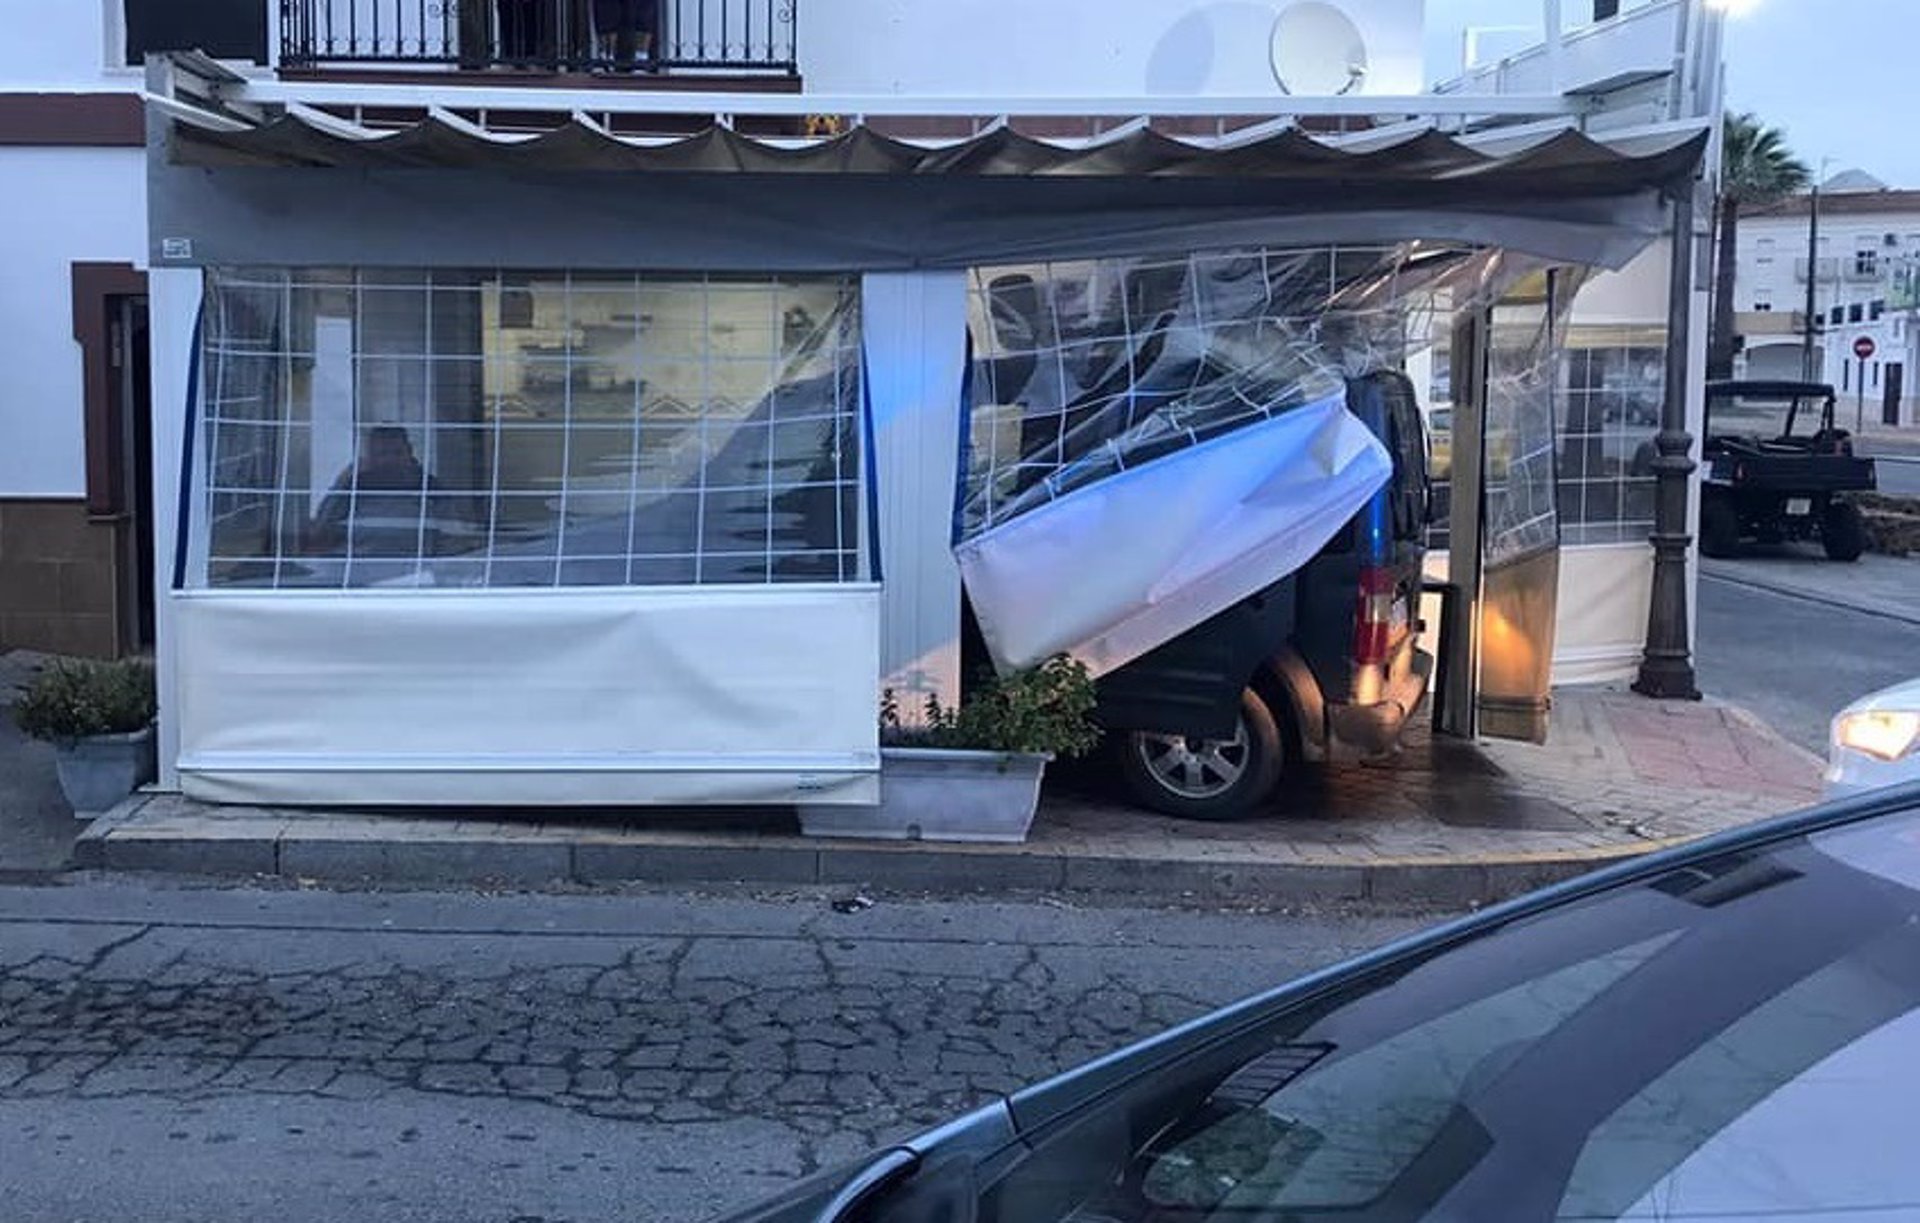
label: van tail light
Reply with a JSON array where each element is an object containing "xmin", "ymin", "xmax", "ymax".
[{"xmin": 1353, "ymin": 566, "xmax": 1395, "ymax": 668}]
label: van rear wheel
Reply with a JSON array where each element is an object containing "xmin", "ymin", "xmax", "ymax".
[{"xmin": 1119, "ymin": 688, "xmax": 1285, "ymax": 821}]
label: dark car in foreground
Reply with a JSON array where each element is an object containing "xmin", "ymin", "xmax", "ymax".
[{"xmin": 721, "ymin": 780, "xmax": 1920, "ymax": 1223}]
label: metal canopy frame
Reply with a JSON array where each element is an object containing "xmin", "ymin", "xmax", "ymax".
[
  {"xmin": 140, "ymin": 40, "xmax": 1711, "ymax": 280},
  {"xmin": 145, "ymin": 48, "xmax": 1681, "ymax": 151}
]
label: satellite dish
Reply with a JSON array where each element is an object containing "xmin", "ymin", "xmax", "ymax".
[{"xmin": 1270, "ymin": 1, "xmax": 1369, "ymax": 96}]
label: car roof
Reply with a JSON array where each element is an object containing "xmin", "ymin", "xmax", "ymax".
[{"xmin": 1001, "ymin": 779, "xmax": 1920, "ymax": 1135}]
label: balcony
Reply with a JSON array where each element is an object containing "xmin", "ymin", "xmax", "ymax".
[
  {"xmin": 1794, "ymin": 257, "xmax": 1837, "ymax": 284},
  {"xmin": 1735, "ymin": 310, "xmax": 1805, "ymax": 338},
  {"xmin": 279, "ymin": 0, "xmax": 798, "ymax": 78},
  {"xmin": 1795, "ymin": 256, "xmax": 1895, "ymax": 286}
]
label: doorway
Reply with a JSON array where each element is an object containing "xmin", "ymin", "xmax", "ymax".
[
  {"xmin": 71, "ymin": 262, "xmax": 154, "ymax": 658},
  {"xmin": 116, "ymin": 295, "xmax": 155, "ymax": 651},
  {"xmin": 1885, "ymin": 361, "xmax": 1904, "ymax": 428}
]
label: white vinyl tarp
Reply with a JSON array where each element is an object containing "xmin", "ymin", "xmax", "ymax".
[
  {"xmin": 955, "ymin": 393, "xmax": 1391, "ymax": 675},
  {"xmin": 173, "ymin": 586, "xmax": 881, "ymax": 806}
]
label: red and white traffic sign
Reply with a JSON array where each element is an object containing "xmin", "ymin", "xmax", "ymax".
[{"xmin": 1854, "ymin": 336, "xmax": 1877, "ymax": 360}]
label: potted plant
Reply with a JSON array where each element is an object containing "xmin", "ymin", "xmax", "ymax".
[
  {"xmin": 799, "ymin": 655, "xmax": 1100, "ymax": 844},
  {"xmin": 14, "ymin": 658, "xmax": 158, "ymax": 816}
]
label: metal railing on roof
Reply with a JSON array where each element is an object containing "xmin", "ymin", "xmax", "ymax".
[
  {"xmin": 278, "ymin": 0, "xmax": 798, "ymax": 75},
  {"xmin": 150, "ymin": 45, "xmax": 1695, "ymax": 155}
]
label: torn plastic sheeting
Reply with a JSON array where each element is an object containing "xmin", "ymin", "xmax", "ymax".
[
  {"xmin": 955, "ymin": 392, "xmax": 1390, "ymax": 677},
  {"xmin": 958, "ymin": 246, "xmax": 1466, "ymax": 542}
]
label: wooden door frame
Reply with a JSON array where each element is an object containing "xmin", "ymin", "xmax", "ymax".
[
  {"xmin": 72, "ymin": 262, "xmax": 149, "ymax": 521},
  {"xmin": 71, "ymin": 261, "xmax": 153, "ymax": 654}
]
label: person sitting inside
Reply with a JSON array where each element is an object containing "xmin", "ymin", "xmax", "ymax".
[{"xmin": 312, "ymin": 425, "xmax": 440, "ymax": 558}]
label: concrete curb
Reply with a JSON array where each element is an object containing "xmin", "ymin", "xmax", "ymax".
[
  {"xmin": 73, "ymin": 816, "xmax": 1673, "ymax": 908},
  {"xmin": 1717, "ymin": 700, "xmax": 1829, "ymax": 773}
]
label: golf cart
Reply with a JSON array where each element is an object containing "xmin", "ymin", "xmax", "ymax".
[{"xmin": 1700, "ymin": 380, "xmax": 1878, "ymax": 561}]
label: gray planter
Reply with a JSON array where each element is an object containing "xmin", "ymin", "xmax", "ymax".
[
  {"xmin": 53, "ymin": 726, "xmax": 156, "ymax": 817},
  {"xmin": 798, "ymin": 747, "xmax": 1051, "ymax": 843}
]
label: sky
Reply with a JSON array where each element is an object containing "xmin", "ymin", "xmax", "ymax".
[{"xmin": 1421, "ymin": 0, "xmax": 1919, "ymax": 188}]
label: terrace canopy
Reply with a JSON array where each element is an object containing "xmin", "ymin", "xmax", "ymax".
[
  {"xmin": 145, "ymin": 62, "xmax": 1708, "ymax": 806},
  {"xmin": 155, "ymin": 107, "xmax": 1704, "ymax": 271}
]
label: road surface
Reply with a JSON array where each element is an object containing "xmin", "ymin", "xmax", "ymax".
[
  {"xmin": 0, "ymin": 878, "xmax": 1426, "ymax": 1222},
  {"xmin": 1871, "ymin": 456, "xmax": 1920, "ymax": 496},
  {"xmin": 1697, "ymin": 569, "xmax": 1920, "ymax": 754}
]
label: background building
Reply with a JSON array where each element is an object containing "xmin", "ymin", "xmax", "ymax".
[{"xmin": 1733, "ymin": 175, "xmax": 1920, "ymax": 429}]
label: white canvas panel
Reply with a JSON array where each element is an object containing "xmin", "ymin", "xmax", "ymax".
[
  {"xmin": 1549, "ymin": 543, "xmax": 1654, "ymax": 686},
  {"xmin": 863, "ymin": 271, "xmax": 970, "ymax": 707},
  {"xmin": 178, "ymin": 766, "xmax": 877, "ymax": 807},
  {"xmin": 173, "ymin": 585, "xmax": 881, "ymax": 805},
  {"xmin": 955, "ymin": 394, "xmax": 1390, "ymax": 675}
]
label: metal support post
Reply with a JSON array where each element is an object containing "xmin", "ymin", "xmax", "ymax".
[{"xmin": 1634, "ymin": 185, "xmax": 1704, "ymax": 701}]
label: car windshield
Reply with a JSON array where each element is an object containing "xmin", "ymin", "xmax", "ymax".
[
  {"xmin": 962, "ymin": 806, "xmax": 1920, "ymax": 1223},
  {"xmin": 1707, "ymin": 389, "xmax": 1829, "ymax": 440}
]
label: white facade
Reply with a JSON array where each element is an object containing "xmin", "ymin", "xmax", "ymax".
[
  {"xmin": 0, "ymin": 146, "xmax": 145, "ymax": 496},
  {"xmin": 1732, "ymin": 188, "xmax": 1920, "ymax": 425},
  {"xmin": 0, "ymin": 0, "xmax": 154, "ymax": 657},
  {"xmin": 801, "ymin": 0, "xmax": 1425, "ymax": 96},
  {"xmin": 0, "ymin": 0, "xmax": 148, "ymax": 499},
  {"xmin": 0, "ymin": 0, "xmax": 136, "ymax": 86}
]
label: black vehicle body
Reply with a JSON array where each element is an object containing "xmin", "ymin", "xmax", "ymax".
[
  {"xmin": 1700, "ymin": 379, "xmax": 1878, "ymax": 561},
  {"xmin": 1088, "ymin": 370, "xmax": 1435, "ymax": 819},
  {"xmin": 721, "ymin": 779, "xmax": 1920, "ymax": 1223}
]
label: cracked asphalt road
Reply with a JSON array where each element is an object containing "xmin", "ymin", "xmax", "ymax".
[{"xmin": 0, "ymin": 878, "xmax": 1427, "ymax": 1221}]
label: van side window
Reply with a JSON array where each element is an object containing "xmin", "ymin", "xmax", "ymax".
[{"xmin": 1386, "ymin": 380, "xmax": 1429, "ymax": 541}]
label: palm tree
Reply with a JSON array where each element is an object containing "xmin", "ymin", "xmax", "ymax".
[{"xmin": 1710, "ymin": 114, "xmax": 1811, "ymax": 379}]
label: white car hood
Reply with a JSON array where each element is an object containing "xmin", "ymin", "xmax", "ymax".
[{"xmin": 1841, "ymin": 677, "xmax": 1920, "ymax": 718}]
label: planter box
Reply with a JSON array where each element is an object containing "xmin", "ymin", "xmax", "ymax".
[
  {"xmin": 54, "ymin": 726, "xmax": 156, "ymax": 817},
  {"xmin": 798, "ymin": 747, "xmax": 1050, "ymax": 843}
]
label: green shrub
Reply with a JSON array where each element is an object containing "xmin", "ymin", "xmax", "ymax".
[
  {"xmin": 881, "ymin": 655, "xmax": 1100, "ymax": 758},
  {"xmin": 12, "ymin": 659, "xmax": 157, "ymax": 743}
]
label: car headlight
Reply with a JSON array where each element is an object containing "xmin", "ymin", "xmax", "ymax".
[{"xmin": 1834, "ymin": 711, "xmax": 1920, "ymax": 763}]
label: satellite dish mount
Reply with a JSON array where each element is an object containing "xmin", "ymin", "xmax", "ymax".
[{"xmin": 1270, "ymin": 1, "xmax": 1370, "ymax": 97}]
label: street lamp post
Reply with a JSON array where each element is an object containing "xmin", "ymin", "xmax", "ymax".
[
  {"xmin": 1802, "ymin": 167, "xmax": 1826, "ymax": 380},
  {"xmin": 1634, "ymin": 185, "xmax": 1704, "ymax": 701}
]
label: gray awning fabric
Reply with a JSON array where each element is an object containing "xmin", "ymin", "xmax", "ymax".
[
  {"xmin": 175, "ymin": 111, "xmax": 1703, "ymax": 191},
  {"xmin": 150, "ymin": 110, "xmax": 1706, "ymax": 272}
]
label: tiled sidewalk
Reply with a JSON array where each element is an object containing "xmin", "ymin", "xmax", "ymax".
[
  {"xmin": 0, "ymin": 650, "xmax": 85, "ymax": 875},
  {"xmin": 1476, "ymin": 686, "xmax": 1823, "ymax": 841},
  {"xmin": 76, "ymin": 684, "xmax": 1826, "ymax": 906}
]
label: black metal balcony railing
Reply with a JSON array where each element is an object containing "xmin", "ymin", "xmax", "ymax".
[{"xmin": 280, "ymin": 0, "xmax": 797, "ymax": 74}]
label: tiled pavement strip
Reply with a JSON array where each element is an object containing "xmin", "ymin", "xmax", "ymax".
[{"xmin": 75, "ymin": 684, "xmax": 1825, "ymax": 906}]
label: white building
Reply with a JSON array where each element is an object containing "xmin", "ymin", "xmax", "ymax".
[
  {"xmin": 2, "ymin": 0, "xmax": 1723, "ymax": 806},
  {"xmin": 0, "ymin": 0, "xmax": 167, "ymax": 657},
  {"xmin": 1733, "ymin": 177, "xmax": 1920, "ymax": 428}
]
